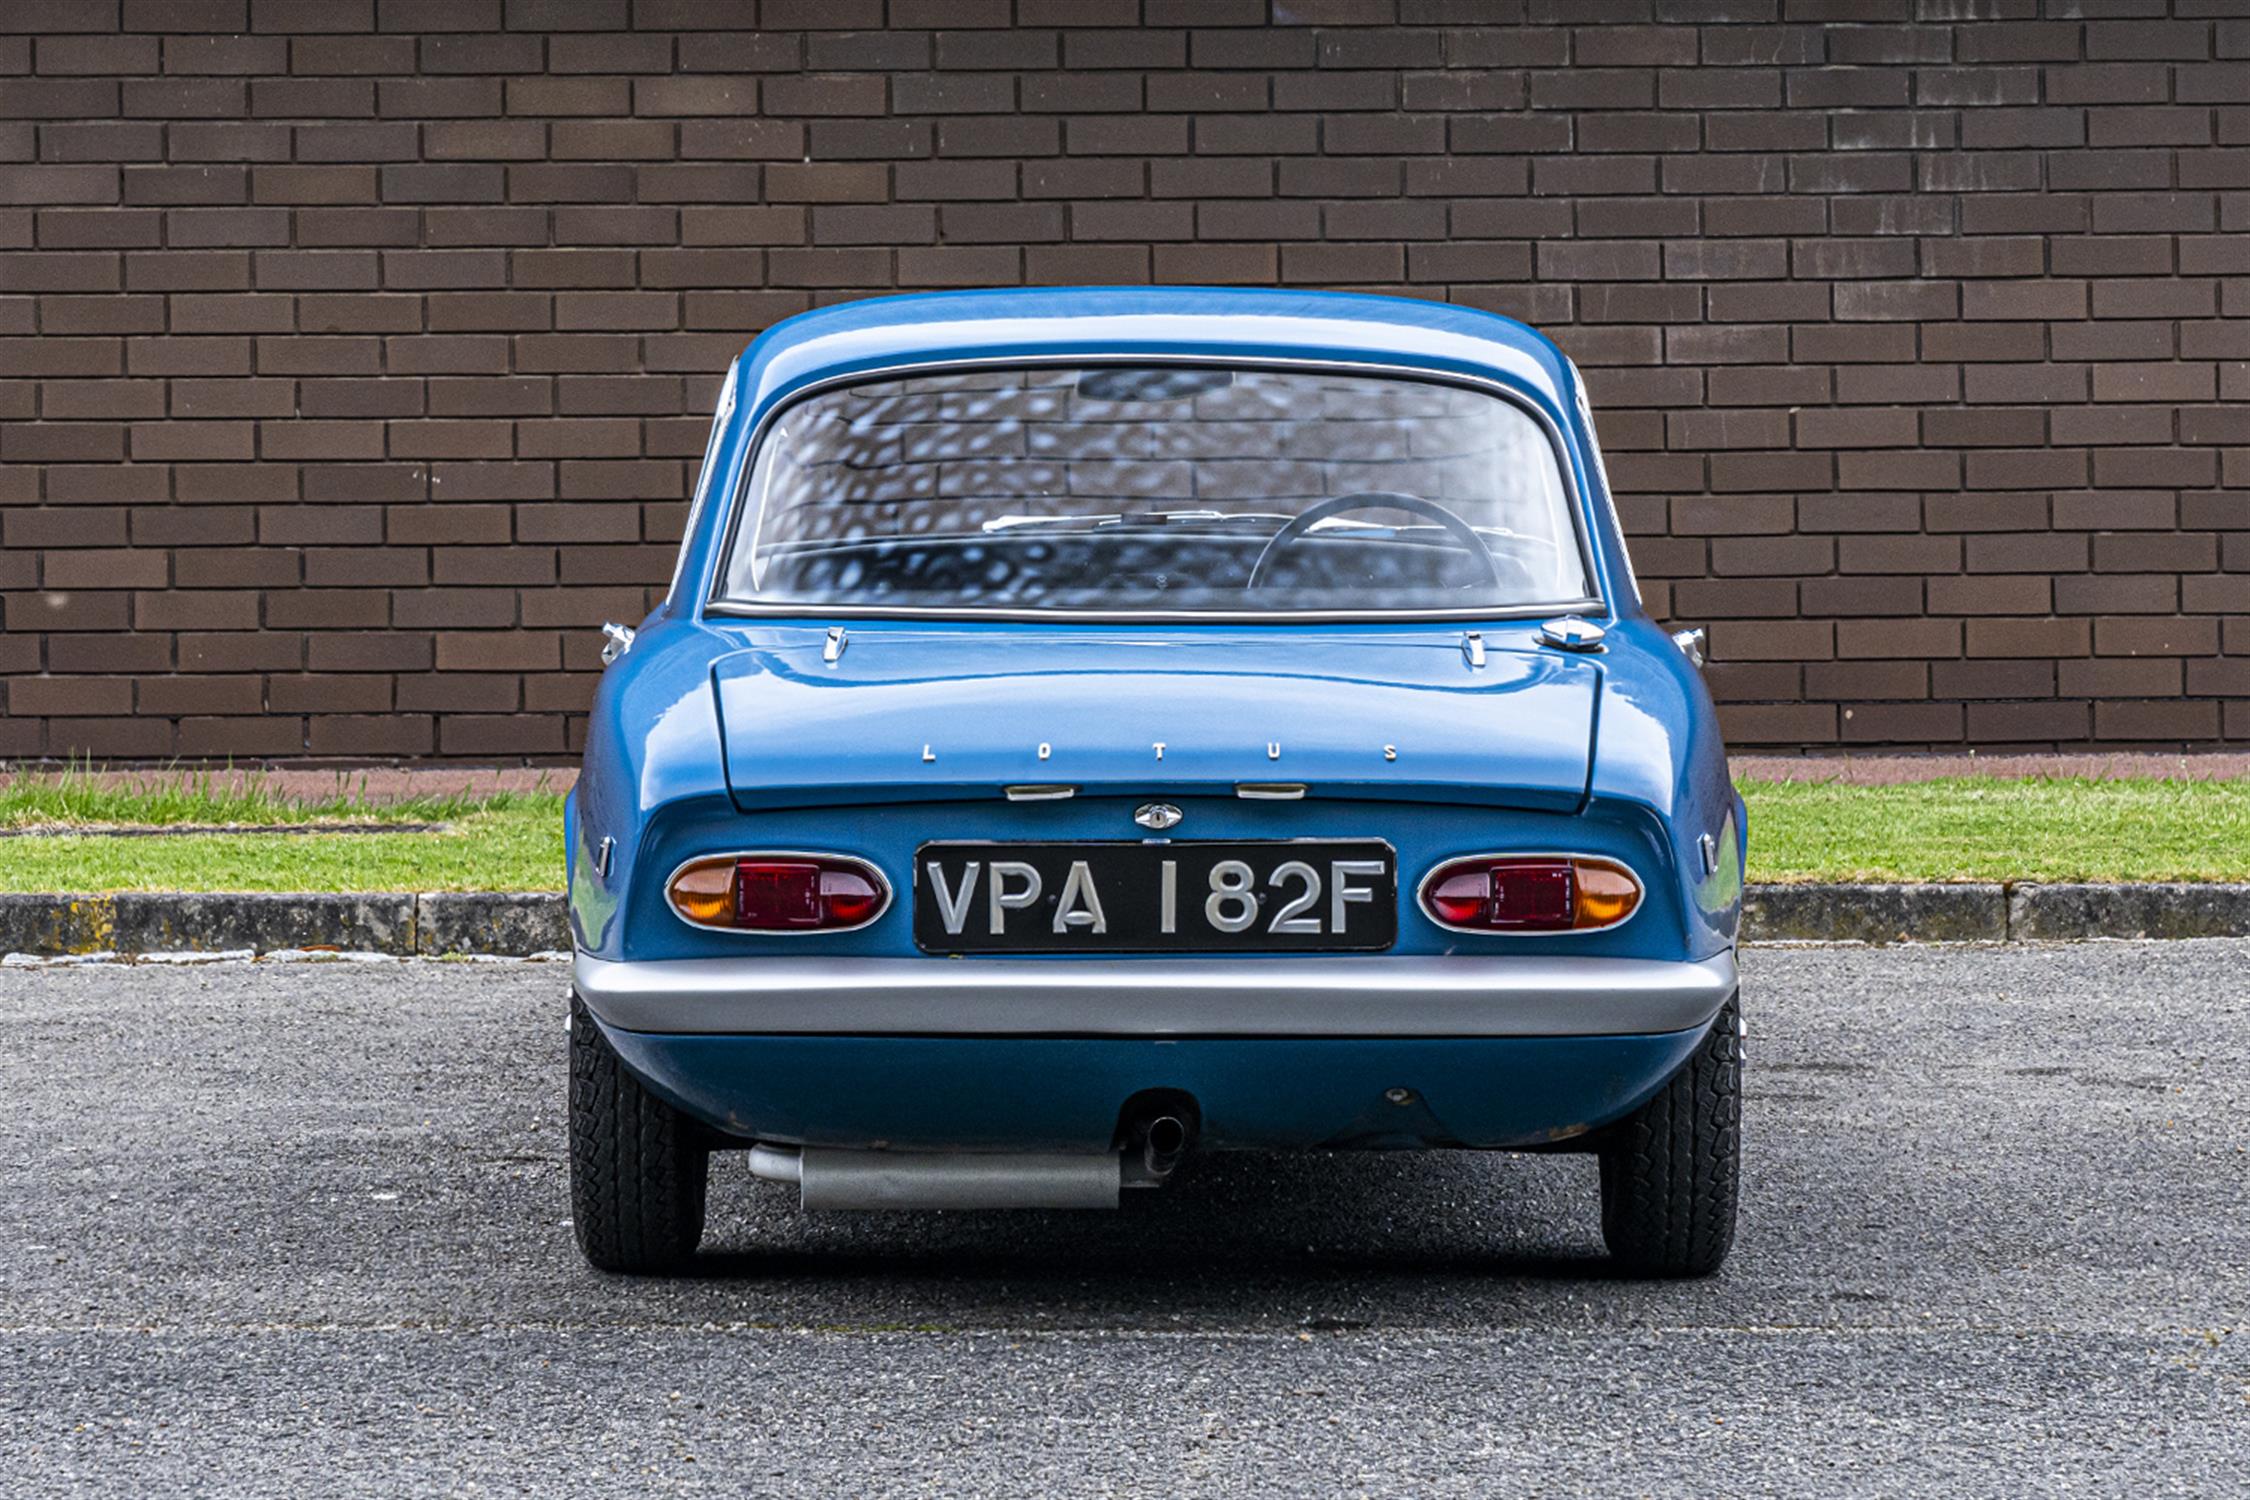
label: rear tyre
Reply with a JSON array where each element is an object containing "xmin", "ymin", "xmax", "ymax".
[
  {"xmin": 1597, "ymin": 995, "xmax": 1741, "ymax": 1278},
  {"xmin": 569, "ymin": 994, "xmax": 708, "ymax": 1273}
]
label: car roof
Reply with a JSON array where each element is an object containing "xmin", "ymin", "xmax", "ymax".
[{"xmin": 729, "ymin": 286, "xmax": 1580, "ymax": 423}]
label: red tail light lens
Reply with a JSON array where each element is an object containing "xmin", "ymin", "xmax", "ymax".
[
  {"xmin": 1418, "ymin": 856, "xmax": 1643, "ymax": 933},
  {"xmin": 668, "ymin": 853, "xmax": 890, "ymax": 933},
  {"xmin": 815, "ymin": 866, "xmax": 884, "ymax": 925},
  {"xmin": 735, "ymin": 861, "xmax": 823, "ymax": 928}
]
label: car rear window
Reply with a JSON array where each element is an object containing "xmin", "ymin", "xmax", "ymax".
[{"xmin": 713, "ymin": 364, "xmax": 1594, "ymax": 616}]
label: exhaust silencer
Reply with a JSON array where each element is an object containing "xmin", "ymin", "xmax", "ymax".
[{"xmin": 750, "ymin": 1144, "xmax": 1120, "ymax": 1210}]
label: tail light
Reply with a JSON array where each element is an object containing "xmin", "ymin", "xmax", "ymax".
[
  {"xmin": 667, "ymin": 853, "xmax": 890, "ymax": 933},
  {"xmin": 1418, "ymin": 855, "xmax": 1642, "ymax": 934}
]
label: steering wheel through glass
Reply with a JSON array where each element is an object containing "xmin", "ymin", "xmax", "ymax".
[{"xmin": 1245, "ymin": 491, "xmax": 1502, "ymax": 591}]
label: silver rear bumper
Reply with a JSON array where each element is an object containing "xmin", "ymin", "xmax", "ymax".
[{"xmin": 572, "ymin": 949, "xmax": 1737, "ymax": 1038}]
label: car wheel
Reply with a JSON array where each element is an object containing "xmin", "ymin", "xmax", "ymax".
[
  {"xmin": 1596, "ymin": 995, "xmax": 1741, "ymax": 1278},
  {"xmin": 569, "ymin": 993, "xmax": 708, "ymax": 1273}
]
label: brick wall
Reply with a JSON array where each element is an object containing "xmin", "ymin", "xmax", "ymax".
[{"xmin": 1, "ymin": 0, "xmax": 2246, "ymax": 761}]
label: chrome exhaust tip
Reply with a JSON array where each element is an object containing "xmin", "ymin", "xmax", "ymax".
[{"xmin": 1140, "ymin": 1115, "xmax": 1189, "ymax": 1179}]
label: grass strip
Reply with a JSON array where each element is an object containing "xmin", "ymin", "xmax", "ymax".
[
  {"xmin": 0, "ymin": 763, "xmax": 563, "ymax": 831},
  {"xmin": 1741, "ymin": 775, "xmax": 2250, "ymax": 884},
  {"xmin": 0, "ymin": 772, "xmax": 2246, "ymax": 891},
  {"xmin": 0, "ymin": 805, "xmax": 564, "ymax": 893}
]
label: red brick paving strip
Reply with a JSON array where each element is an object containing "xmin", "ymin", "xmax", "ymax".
[
  {"xmin": 1733, "ymin": 753, "xmax": 2250, "ymax": 785},
  {"xmin": 1, "ymin": 8, "xmax": 2248, "ymax": 759},
  {"xmin": 0, "ymin": 765, "xmax": 571, "ymax": 802}
]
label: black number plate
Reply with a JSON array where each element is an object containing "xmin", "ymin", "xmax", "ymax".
[{"xmin": 912, "ymin": 840, "xmax": 1396, "ymax": 954}]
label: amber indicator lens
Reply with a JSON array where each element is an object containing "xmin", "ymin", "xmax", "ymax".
[
  {"xmin": 1572, "ymin": 863, "xmax": 1641, "ymax": 927},
  {"xmin": 668, "ymin": 863, "xmax": 733, "ymax": 926},
  {"xmin": 668, "ymin": 854, "xmax": 887, "ymax": 932},
  {"xmin": 1418, "ymin": 856, "xmax": 1642, "ymax": 933}
]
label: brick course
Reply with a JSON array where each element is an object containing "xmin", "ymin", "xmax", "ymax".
[{"xmin": 2, "ymin": 1, "xmax": 2248, "ymax": 760}]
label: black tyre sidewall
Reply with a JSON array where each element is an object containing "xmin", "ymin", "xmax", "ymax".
[
  {"xmin": 568, "ymin": 994, "xmax": 709, "ymax": 1274},
  {"xmin": 1597, "ymin": 994, "xmax": 1742, "ymax": 1278}
]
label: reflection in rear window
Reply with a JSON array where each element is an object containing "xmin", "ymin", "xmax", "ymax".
[{"xmin": 715, "ymin": 365, "xmax": 1592, "ymax": 615}]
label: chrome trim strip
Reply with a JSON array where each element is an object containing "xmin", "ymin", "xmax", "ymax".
[
  {"xmin": 667, "ymin": 354, "xmax": 741, "ymax": 606},
  {"xmin": 702, "ymin": 597, "xmax": 1605, "ymax": 626},
  {"xmin": 572, "ymin": 949, "xmax": 1736, "ymax": 1038},
  {"xmin": 702, "ymin": 353, "xmax": 1611, "ymax": 625},
  {"xmin": 662, "ymin": 848, "xmax": 895, "ymax": 936},
  {"xmin": 1003, "ymin": 784, "xmax": 1077, "ymax": 801},
  {"xmin": 1415, "ymin": 851, "xmax": 1647, "ymax": 938}
]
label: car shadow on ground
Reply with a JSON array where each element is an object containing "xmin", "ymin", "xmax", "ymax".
[{"xmin": 657, "ymin": 1145, "xmax": 1667, "ymax": 1294}]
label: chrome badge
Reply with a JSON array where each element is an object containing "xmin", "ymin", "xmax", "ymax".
[{"xmin": 1134, "ymin": 803, "xmax": 1183, "ymax": 831}]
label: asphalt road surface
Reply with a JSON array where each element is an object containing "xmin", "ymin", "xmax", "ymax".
[{"xmin": 2, "ymin": 942, "xmax": 2245, "ymax": 1497}]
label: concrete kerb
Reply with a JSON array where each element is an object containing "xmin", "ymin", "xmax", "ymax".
[
  {"xmin": 7, "ymin": 884, "xmax": 2250, "ymax": 958},
  {"xmin": 1747, "ymin": 882, "xmax": 2250, "ymax": 943},
  {"xmin": 2006, "ymin": 882, "xmax": 2250, "ymax": 941},
  {"xmin": 415, "ymin": 892, "xmax": 571, "ymax": 956},
  {"xmin": 0, "ymin": 891, "xmax": 565, "ymax": 960},
  {"xmin": 1743, "ymin": 883, "xmax": 2009, "ymax": 944}
]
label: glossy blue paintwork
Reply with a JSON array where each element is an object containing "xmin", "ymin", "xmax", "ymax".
[
  {"xmin": 569, "ymin": 287, "xmax": 1742, "ymax": 1147},
  {"xmin": 713, "ymin": 627, "xmax": 1600, "ymax": 814},
  {"xmin": 606, "ymin": 782, "xmax": 1692, "ymax": 964},
  {"xmin": 603, "ymin": 1026, "xmax": 1709, "ymax": 1153}
]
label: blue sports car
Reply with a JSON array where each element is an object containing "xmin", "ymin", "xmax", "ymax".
[{"xmin": 566, "ymin": 287, "xmax": 1745, "ymax": 1276}]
